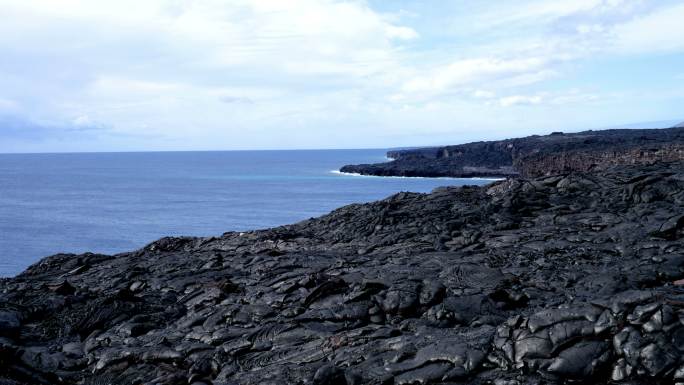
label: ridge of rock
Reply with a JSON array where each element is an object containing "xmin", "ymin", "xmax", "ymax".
[{"xmin": 340, "ymin": 126, "xmax": 684, "ymax": 178}]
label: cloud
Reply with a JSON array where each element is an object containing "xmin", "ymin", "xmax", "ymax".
[
  {"xmin": 0, "ymin": 0, "xmax": 419, "ymax": 147},
  {"xmin": 0, "ymin": 1, "xmax": 682, "ymax": 152},
  {"xmin": 498, "ymin": 90, "xmax": 602, "ymax": 107},
  {"xmin": 392, "ymin": 1, "xmax": 684, "ymax": 102},
  {"xmin": 547, "ymin": 91, "xmax": 601, "ymax": 105},
  {"xmin": 499, "ymin": 95, "xmax": 543, "ymax": 107},
  {"xmin": 0, "ymin": 114, "xmax": 109, "ymax": 142},
  {"xmin": 402, "ymin": 57, "xmax": 549, "ymax": 94},
  {"xmin": 0, "ymin": 98, "xmax": 18, "ymax": 112},
  {"xmin": 219, "ymin": 96, "xmax": 255, "ymax": 104},
  {"xmin": 0, "ymin": 0, "xmax": 417, "ymax": 88},
  {"xmin": 473, "ymin": 90, "xmax": 495, "ymax": 99},
  {"xmin": 71, "ymin": 115, "xmax": 112, "ymax": 131},
  {"xmin": 610, "ymin": 3, "xmax": 684, "ymax": 54},
  {"xmin": 451, "ymin": 0, "xmax": 636, "ymax": 36}
]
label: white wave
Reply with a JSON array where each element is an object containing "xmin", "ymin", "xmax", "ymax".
[{"xmin": 330, "ymin": 170, "xmax": 505, "ymax": 181}]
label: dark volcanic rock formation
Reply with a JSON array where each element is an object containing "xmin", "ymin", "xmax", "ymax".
[
  {"xmin": 340, "ymin": 127, "xmax": 684, "ymax": 178},
  {"xmin": 1, "ymin": 161, "xmax": 684, "ymax": 384}
]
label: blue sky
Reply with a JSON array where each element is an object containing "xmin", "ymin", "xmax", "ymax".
[{"xmin": 0, "ymin": 0, "xmax": 683, "ymax": 153}]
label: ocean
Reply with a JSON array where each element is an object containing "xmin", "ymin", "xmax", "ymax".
[{"xmin": 0, "ymin": 149, "xmax": 494, "ymax": 277}]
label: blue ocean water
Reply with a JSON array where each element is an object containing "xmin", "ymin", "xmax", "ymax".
[{"xmin": 0, "ymin": 150, "xmax": 494, "ymax": 277}]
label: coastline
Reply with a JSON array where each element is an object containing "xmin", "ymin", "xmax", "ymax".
[
  {"xmin": 4, "ymin": 2, "xmax": 683, "ymax": 383},
  {"xmin": 2, "ymin": 160, "xmax": 683, "ymax": 384},
  {"xmin": 330, "ymin": 169, "xmax": 506, "ymax": 181},
  {"xmin": 340, "ymin": 126, "xmax": 684, "ymax": 179},
  {"xmin": 0, "ymin": 149, "xmax": 480, "ymax": 278}
]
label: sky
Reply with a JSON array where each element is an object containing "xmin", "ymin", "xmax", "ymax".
[{"xmin": 0, "ymin": 0, "xmax": 683, "ymax": 153}]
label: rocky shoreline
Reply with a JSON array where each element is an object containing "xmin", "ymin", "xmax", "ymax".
[
  {"xmin": 340, "ymin": 126, "xmax": 684, "ymax": 178},
  {"xmin": 1, "ymin": 160, "xmax": 684, "ymax": 384}
]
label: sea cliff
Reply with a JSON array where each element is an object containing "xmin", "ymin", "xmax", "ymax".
[
  {"xmin": 340, "ymin": 126, "xmax": 684, "ymax": 178},
  {"xmin": 1, "ymin": 159, "xmax": 684, "ymax": 384}
]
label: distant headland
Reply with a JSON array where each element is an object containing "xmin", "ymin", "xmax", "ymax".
[{"xmin": 341, "ymin": 125, "xmax": 684, "ymax": 178}]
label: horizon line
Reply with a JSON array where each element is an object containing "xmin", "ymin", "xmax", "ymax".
[{"xmin": 2, "ymin": 123, "xmax": 681, "ymax": 155}]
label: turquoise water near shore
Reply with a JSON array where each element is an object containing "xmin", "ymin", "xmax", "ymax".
[{"xmin": 0, "ymin": 149, "xmax": 494, "ymax": 277}]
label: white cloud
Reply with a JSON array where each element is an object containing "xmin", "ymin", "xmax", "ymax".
[
  {"xmin": 0, "ymin": 98, "xmax": 18, "ymax": 112},
  {"xmin": 547, "ymin": 91, "xmax": 601, "ymax": 105},
  {"xmin": 0, "ymin": 0, "xmax": 416, "ymax": 78},
  {"xmin": 0, "ymin": 0, "xmax": 420, "ymax": 147},
  {"xmin": 457, "ymin": 0, "xmax": 633, "ymax": 34},
  {"xmin": 401, "ymin": 57, "xmax": 549, "ymax": 96},
  {"xmin": 610, "ymin": 3, "xmax": 684, "ymax": 54},
  {"xmin": 577, "ymin": 24, "xmax": 605, "ymax": 34},
  {"xmin": 499, "ymin": 95, "xmax": 543, "ymax": 107},
  {"xmin": 473, "ymin": 90, "xmax": 495, "ymax": 99},
  {"xmin": 385, "ymin": 25, "xmax": 419, "ymax": 40},
  {"xmin": 72, "ymin": 115, "xmax": 93, "ymax": 127},
  {"xmin": 0, "ymin": 1, "xmax": 682, "ymax": 152},
  {"xmin": 496, "ymin": 89, "xmax": 605, "ymax": 108},
  {"xmin": 393, "ymin": 1, "xmax": 684, "ymax": 103}
]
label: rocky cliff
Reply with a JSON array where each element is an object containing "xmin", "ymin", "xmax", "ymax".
[
  {"xmin": 340, "ymin": 127, "xmax": 684, "ymax": 178},
  {"xmin": 2, "ymin": 161, "xmax": 684, "ymax": 385}
]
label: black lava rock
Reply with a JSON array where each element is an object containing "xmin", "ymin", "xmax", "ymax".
[
  {"xmin": 340, "ymin": 127, "xmax": 684, "ymax": 178},
  {"xmin": 1, "ymin": 161, "xmax": 684, "ymax": 385}
]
